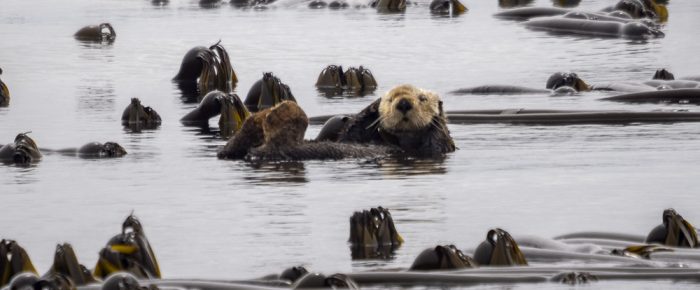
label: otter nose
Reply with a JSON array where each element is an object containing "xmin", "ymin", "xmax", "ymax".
[{"xmin": 396, "ymin": 99, "xmax": 412, "ymax": 114}]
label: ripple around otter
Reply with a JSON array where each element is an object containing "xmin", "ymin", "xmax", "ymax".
[{"xmin": 2, "ymin": 0, "xmax": 700, "ymax": 288}]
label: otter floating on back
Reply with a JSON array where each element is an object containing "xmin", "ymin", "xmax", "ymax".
[
  {"xmin": 219, "ymin": 85, "xmax": 456, "ymax": 161},
  {"xmin": 336, "ymin": 84, "xmax": 456, "ymax": 157},
  {"xmin": 217, "ymin": 101, "xmax": 393, "ymax": 161}
]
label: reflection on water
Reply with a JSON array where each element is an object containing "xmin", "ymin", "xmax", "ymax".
[
  {"xmin": 368, "ymin": 157, "xmax": 449, "ymax": 178},
  {"xmin": 351, "ymin": 244, "xmax": 399, "ymax": 260},
  {"xmin": 316, "ymin": 88, "xmax": 374, "ymax": 99},
  {"xmin": 552, "ymin": 0, "xmax": 580, "ymax": 8},
  {"xmin": 499, "ymin": 0, "xmax": 535, "ymax": 8},
  {"xmin": 242, "ymin": 161, "xmax": 309, "ymax": 185},
  {"xmin": 151, "ymin": 0, "xmax": 169, "ymax": 7},
  {"xmin": 77, "ymin": 78, "xmax": 115, "ymax": 115},
  {"xmin": 76, "ymin": 42, "xmax": 115, "ymax": 62},
  {"xmin": 4, "ymin": 164, "xmax": 40, "ymax": 185},
  {"xmin": 175, "ymin": 82, "xmax": 201, "ymax": 104}
]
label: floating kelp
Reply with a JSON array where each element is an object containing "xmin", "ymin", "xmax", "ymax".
[
  {"xmin": 349, "ymin": 207, "xmax": 403, "ymax": 259},
  {"xmin": 0, "ymin": 133, "xmax": 42, "ymax": 165},
  {"xmin": 244, "ymin": 72, "xmax": 296, "ymax": 113},
  {"xmin": 93, "ymin": 214, "xmax": 161, "ymax": 279},
  {"xmin": 173, "ymin": 41, "xmax": 238, "ymax": 96},
  {"xmin": 181, "ymin": 90, "xmax": 250, "ymax": 138},
  {"xmin": 0, "ymin": 239, "xmax": 37, "ymax": 287},
  {"xmin": 121, "ymin": 98, "xmax": 162, "ymax": 131}
]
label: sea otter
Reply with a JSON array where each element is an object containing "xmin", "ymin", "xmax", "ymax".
[
  {"xmin": 74, "ymin": 23, "xmax": 116, "ymax": 42},
  {"xmin": 315, "ymin": 115, "xmax": 351, "ymax": 142},
  {"xmin": 0, "ymin": 133, "xmax": 42, "ymax": 165},
  {"xmin": 219, "ymin": 87, "xmax": 455, "ymax": 161},
  {"xmin": 217, "ymin": 101, "xmax": 393, "ymax": 161},
  {"xmin": 336, "ymin": 84, "xmax": 456, "ymax": 157},
  {"xmin": 0, "ymin": 67, "xmax": 9, "ymax": 107}
]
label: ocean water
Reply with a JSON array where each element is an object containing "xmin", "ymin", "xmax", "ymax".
[{"xmin": 1, "ymin": 0, "xmax": 700, "ymax": 288}]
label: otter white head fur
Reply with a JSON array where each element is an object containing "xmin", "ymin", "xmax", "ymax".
[{"xmin": 378, "ymin": 84, "xmax": 443, "ymax": 133}]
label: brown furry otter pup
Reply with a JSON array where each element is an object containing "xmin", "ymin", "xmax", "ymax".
[
  {"xmin": 338, "ymin": 84, "xmax": 455, "ymax": 157},
  {"xmin": 217, "ymin": 101, "xmax": 392, "ymax": 161}
]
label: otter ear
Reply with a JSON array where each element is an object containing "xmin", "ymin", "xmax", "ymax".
[{"xmin": 438, "ymin": 100, "xmax": 445, "ymax": 116}]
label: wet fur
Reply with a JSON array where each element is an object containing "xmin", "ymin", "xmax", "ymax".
[
  {"xmin": 338, "ymin": 84, "xmax": 455, "ymax": 157},
  {"xmin": 218, "ymin": 101, "xmax": 396, "ymax": 161}
]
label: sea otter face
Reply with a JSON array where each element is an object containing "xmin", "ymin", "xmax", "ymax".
[{"xmin": 379, "ymin": 84, "xmax": 441, "ymax": 133}]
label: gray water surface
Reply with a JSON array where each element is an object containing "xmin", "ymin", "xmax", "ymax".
[{"xmin": 1, "ymin": 0, "xmax": 700, "ymax": 288}]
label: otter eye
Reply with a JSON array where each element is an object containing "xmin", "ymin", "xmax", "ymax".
[{"xmin": 419, "ymin": 95, "xmax": 427, "ymax": 102}]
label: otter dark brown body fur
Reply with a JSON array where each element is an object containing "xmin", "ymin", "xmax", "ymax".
[
  {"xmin": 246, "ymin": 141, "xmax": 392, "ymax": 162},
  {"xmin": 218, "ymin": 101, "xmax": 395, "ymax": 161}
]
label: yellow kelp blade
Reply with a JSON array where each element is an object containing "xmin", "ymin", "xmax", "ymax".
[
  {"xmin": 451, "ymin": 0, "xmax": 467, "ymax": 13},
  {"xmin": 624, "ymin": 245, "xmax": 673, "ymax": 258},
  {"xmin": 654, "ymin": 4, "xmax": 668, "ymax": 23},
  {"xmin": 575, "ymin": 78, "xmax": 591, "ymax": 92},
  {"xmin": 1, "ymin": 82, "xmax": 9, "ymax": 98},
  {"xmin": 110, "ymin": 244, "xmax": 139, "ymax": 255}
]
